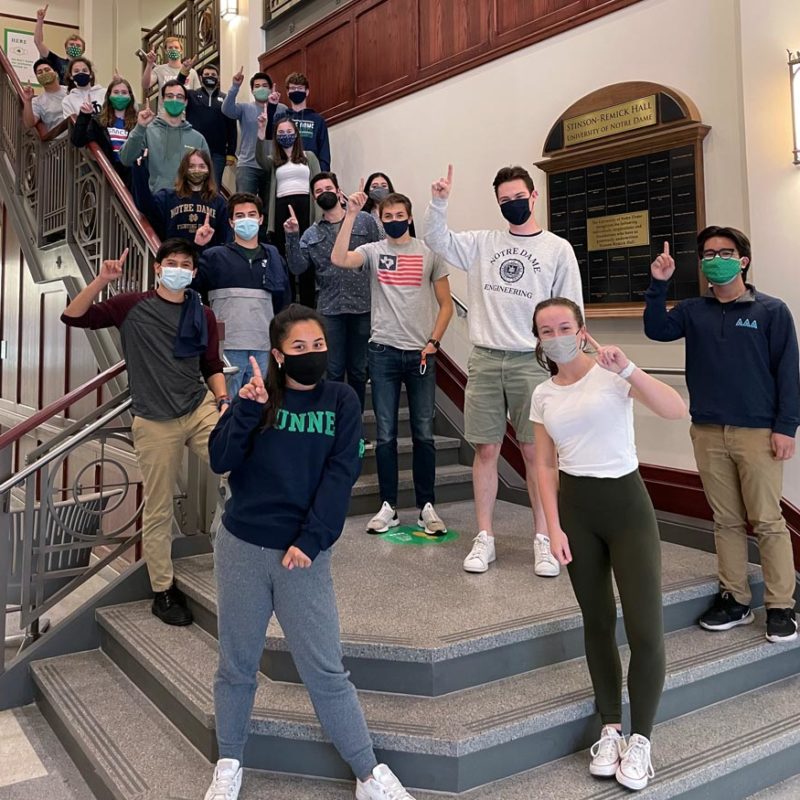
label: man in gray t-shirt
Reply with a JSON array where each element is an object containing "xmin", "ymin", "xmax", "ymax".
[{"xmin": 332, "ymin": 188, "xmax": 453, "ymax": 537}]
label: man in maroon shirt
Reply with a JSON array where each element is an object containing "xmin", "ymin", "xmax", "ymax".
[{"xmin": 62, "ymin": 239, "xmax": 228, "ymax": 625}]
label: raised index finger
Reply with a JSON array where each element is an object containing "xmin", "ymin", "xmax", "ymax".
[
  {"xmin": 118, "ymin": 247, "xmax": 129, "ymax": 265},
  {"xmin": 358, "ymin": 177, "xmax": 365, "ymax": 192},
  {"xmin": 249, "ymin": 356, "xmax": 263, "ymax": 381},
  {"xmin": 583, "ymin": 332, "xmax": 602, "ymax": 351},
  {"xmin": 446, "ymin": 163, "xmax": 453, "ymax": 183},
  {"xmin": 663, "ymin": 241, "xmax": 670, "ymax": 257},
  {"xmin": 204, "ymin": 213, "xmax": 211, "ymax": 226},
  {"xmin": 288, "ymin": 204, "xmax": 297, "ymax": 219}
]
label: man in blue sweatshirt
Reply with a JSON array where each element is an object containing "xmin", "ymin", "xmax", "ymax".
[
  {"xmin": 193, "ymin": 193, "xmax": 291, "ymax": 395},
  {"xmin": 272, "ymin": 71, "xmax": 331, "ymax": 172},
  {"xmin": 222, "ymin": 68, "xmax": 288, "ymax": 197},
  {"xmin": 644, "ymin": 226, "xmax": 799, "ymax": 643}
]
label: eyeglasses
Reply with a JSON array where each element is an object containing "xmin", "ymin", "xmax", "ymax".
[
  {"xmin": 163, "ymin": 93, "xmax": 185, "ymax": 100},
  {"xmin": 701, "ymin": 248, "xmax": 737, "ymax": 259}
]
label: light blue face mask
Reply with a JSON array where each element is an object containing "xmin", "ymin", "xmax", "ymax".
[
  {"xmin": 159, "ymin": 266, "xmax": 193, "ymax": 291},
  {"xmin": 233, "ymin": 218, "xmax": 260, "ymax": 240}
]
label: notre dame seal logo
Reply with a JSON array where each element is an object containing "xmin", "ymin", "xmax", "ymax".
[{"xmin": 499, "ymin": 258, "xmax": 525, "ymax": 284}]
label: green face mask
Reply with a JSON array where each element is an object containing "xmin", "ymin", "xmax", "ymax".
[
  {"xmin": 252, "ymin": 87, "xmax": 270, "ymax": 102},
  {"xmin": 162, "ymin": 99, "xmax": 186, "ymax": 117},
  {"xmin": 66, "ymin": 43, "xmax": 83, "ymax": 58},
  {"xmin": 701, "ymin": 256, "xmax": 742, "ymax": 286},
  {"xmin": 166, "ymin": 48, "xmax": 181, "ymax": 60},
  {"xmin": 109, "ymin": 94, "xmax": 131, "ymax": 110}
]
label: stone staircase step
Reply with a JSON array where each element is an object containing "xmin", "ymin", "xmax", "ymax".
[
  {"xmin": 359, "ymin": 435, "xmax": 462, "ymax": 475},
  {"xmin": 362, "ymin": 406, "xmax": 409, "ymax": 439},
  {"xmin": 95, "ymin": 599, "xmax": 800, "ymax": 791},
  {"xmin": 30, "ymin": 649, "xmax": 800, "ymax": 798},
  {"xmin": 173, "ymin": 500, "xmax": 764, "ymax": 695}
]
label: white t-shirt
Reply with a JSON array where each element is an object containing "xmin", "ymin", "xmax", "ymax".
[
  {"xmin": 153, "ymin": 63, "xmax": 201, "ymax": 91},
  {"xmin": 32, "ymin": 87, "xmax": 67, "ymax": 130},
  {"xmin": 275, "ymin": 161, "xmax": 311, "ymax": 197},
  {"xmin": 530, "ymin": 363, "xmax": 638, "ymax": 478}
]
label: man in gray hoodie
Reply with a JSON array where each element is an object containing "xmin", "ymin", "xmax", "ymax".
[{"xmin": 119, "ymin": 80, "xmax": 209, "ymax": 194}]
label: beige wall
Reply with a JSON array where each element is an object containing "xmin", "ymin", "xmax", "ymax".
[
  {"xmin": 328, "ymin": 0, "xmax": 800, "ymax": 504},
  {"xmin": 2, "ymin": 0, "xmax": 78, "ymax": 25}
]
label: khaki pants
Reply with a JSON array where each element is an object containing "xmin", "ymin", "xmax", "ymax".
[
  {"xmin": 132, "ymin": 393, "xmax": 219, "ymax": 592},
  {"xmin": 690, "ymin": 424, "xmax": 795, "ymax": 609}
]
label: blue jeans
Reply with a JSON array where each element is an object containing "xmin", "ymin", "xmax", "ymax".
[
  {"xmin": 210, "ymin": 153, "xmax": 227, "ymax": 188},
  {"xmin": 367, "ymin": 342, "xmax": 436, "ymax": 508},
  {"xmin": 324, "ymin": 312, "xmax": 370, "ymax": 412},
  {"xmin": 224, "ymin": 349, "xmax": 269, "ymax": 397},
  {"xmin": 235, "ymin": 164, "xmax": 267, "ymax": 197}
]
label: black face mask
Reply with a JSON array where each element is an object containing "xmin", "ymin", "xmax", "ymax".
[
  {"xmin": 281, "ymin": 351, "xmax": 328, "ymax": 386},
  {"xmin": 316, "ymin": 191, "xmax": 339, "ymax": 211},
  {"xmin": 383, "ymin": 219, "xmax": 409, "ymax": 239},
  {"xmin": 202, "ymin": 76, "xmax": 218, "ymax": 89},
  {"xmin": 500, "ymin": 197, "xmax": 532, "ymax": 226}
]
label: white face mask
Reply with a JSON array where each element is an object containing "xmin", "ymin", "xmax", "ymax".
[
  {"xmin": 159, "ymin": 266, "xmax": 193, "ymax": 291},
  {"xmin": 539, "ymin": 332, "xmax": 581, "ymax": 364}
]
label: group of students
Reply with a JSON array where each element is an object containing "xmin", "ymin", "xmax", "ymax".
[{"xmin": 30, "ymin": 21, "xmax": 798, "ymax": 798}]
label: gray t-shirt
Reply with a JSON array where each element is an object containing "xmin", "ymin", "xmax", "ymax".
[
  {"xmin": 355, "ymin": 237, "xmax": 449, "ymax": 350},
  {"xmin": 32, "ymin": 87, "xmax": 67, "ymax": 131}
]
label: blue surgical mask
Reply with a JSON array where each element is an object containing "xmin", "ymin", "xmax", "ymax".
[
  {"xmin": 383, "ymin": 219, "xmax": 409, "ymax": 239},
  {"xmin": 159, "ymin": 266, "xmax": 193, "ymax": 291},
  {"xmin": 233, "ymin": 218, "xmax": 260, "ymax": 240}
]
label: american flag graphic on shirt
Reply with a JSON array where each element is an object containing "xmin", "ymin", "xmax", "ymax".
[{"xmin": 377, "ymin": 254, "xmax": 424, "ymax": 287}]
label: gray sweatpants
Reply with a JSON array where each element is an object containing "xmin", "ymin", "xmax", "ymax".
[{"xmin": 213, "ymin": 524, "xmax": 378, "ymax": 778}]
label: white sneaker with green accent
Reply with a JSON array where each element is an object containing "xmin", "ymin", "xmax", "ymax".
[
  {"xmin": 367, "ymin": 502, "xmax": 399, "ymax": 534},
  {"xmin": 417, "ymin": 503, "xmax": 447, "ymax": 535},
  {"xmin": 589, "ymin": 725, "xmax": 624, "ymax": 777},
  {"xmin": 616, "ymin": 733, "xmax": 655, "ymax": 790},
  {"xmin": 204, "ymin": 759, "xmax": 242, "ymax": 800},
  {"xmin": 355, "ymin": 764, "xmax": 416, "ymax": 799},
  {"xmin": 534, "ymin": 533, "xmax": 560, "ymax": 577}
]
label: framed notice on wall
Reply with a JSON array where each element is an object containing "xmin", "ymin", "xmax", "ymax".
[{"xmin": 536, "ymin": 82, "xmax": 710, "ymax": 318}]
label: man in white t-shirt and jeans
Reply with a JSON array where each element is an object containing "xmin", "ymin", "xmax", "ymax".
[
  {"xmin": 424, "ymin": 164, "xmax": 584, "ymax": 576},
  {"xmin": 332, "ymin": 185, "xmax": 454, "ymax": 536}
]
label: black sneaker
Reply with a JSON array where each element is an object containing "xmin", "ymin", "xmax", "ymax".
[
  {"xmin": 766, "ymin": 608, "xmax": 798, "ymax": 643},
  {"xmin": 152, "ymin": 583, "xmax": 193, "ymax": 626},
  {"xmin": 698, "ymin": 591, "xmax": 755, "ymax": 631}
]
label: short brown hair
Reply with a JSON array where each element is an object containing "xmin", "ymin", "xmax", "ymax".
[
  {"xmin": 227, "ymin": 192, "xmax": 264, "ymax": 218},
  {"xmin": 379, "ymin": 192, "xmax": 412, "ymax": 217},
  {"xmin": 493, "ymin": 166, "xmax": 534, "ymax": 197},
  {"xmin": 64, "ymin": 34, "xmax": 86, "ymax": 49},
  {"xmin": 164, "ymin": 36, "xmax": 183, "ymax": 49},
  {"xmin": 697, "ymin": 226, "xmax": 752, "ymax": 278},
  {"xmin": 285, "ymin": 71, "xmax": 309, "ymax": 89}
]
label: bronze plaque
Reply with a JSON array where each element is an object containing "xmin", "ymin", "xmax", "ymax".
[
  {"xmin": 564, "ymin": 96, "xmax": 657, "ymax": 146},
  {"xmin": 587, "ymin": 211, "xmax": 650, "ymax": 251}
]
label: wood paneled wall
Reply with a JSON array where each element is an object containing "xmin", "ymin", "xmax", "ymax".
[{"xmin": 260, "ymin": 0, "xmax": 644, "ymax": 124}]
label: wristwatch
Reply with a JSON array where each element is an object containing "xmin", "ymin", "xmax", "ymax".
[
  {"xmin": 427, "ymin": 338, "xmax": 440, "ymax": 350},
  {"xmin": 216, "ymin": 396, "xmax": 231, "ymax": 411}
]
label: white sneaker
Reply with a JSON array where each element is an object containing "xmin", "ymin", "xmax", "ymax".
[
  {"xmin": 355, "ymin": 764, "xmax": 416, "ymax": 799},
  {"xmin": 533, "ymin": 533, "xmax": 560, "ymax": 577},
  {"xmin": 463, "ymin": 531, "xmax": 496, "ymax": 573},
  {"xmin": 367, "ymin": 502, "xmax": 399, "ymax": 534},
  {"xmin": 417, "ymin": 503, "xmax": 447, "ymax": 535},
  {"xmin": 616, "ymin": 733, "xmax": 655, "ymax": 791},
  {"xmin": 589, "ymin": 725, "xmax": 624, "ymax": 777},
  {"xmin": 204, "ymin": 759, "xmax": 242, "ymax": 800}
]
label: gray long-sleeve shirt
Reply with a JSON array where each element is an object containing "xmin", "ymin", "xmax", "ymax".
[
  {"xmin": 221, "ymin": 83, "xmax": 287, "ymax": 169},
  {"xmin": 285, "ymin": 211, "xmax": 380, "ymax": 315}
]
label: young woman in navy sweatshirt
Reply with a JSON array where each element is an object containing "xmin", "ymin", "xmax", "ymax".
[{"xmin": 204, "ymin": 304, "xmax": 416, "ymax": 800}]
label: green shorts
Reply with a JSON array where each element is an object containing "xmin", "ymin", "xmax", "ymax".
[{"xmin": 464, "ymin": 346, "xmax": 550, "ymax": 445}]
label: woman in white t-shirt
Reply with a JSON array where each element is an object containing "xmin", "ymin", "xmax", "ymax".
[
  {"xmin": 61, "ymin": 57, "xmax": 106, "ymax": 121},
  {"xmin": 530, "ymin": 297, "xmax": 686, "ymax": 793}
]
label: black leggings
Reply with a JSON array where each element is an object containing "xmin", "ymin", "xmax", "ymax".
[
  {"xmin": 558, "ymin": 469, "xmax": 665, "ymax": 738},
  {"xmin": 274, "ymin": 193, "xmax": 314, "ymax": 308}
]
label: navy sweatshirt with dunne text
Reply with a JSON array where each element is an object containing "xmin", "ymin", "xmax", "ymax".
[{"xmin": 208, "ymin": 380, "xmax": 363, "ymax": 559}]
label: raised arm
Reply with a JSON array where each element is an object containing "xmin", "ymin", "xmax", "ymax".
[
  {"xmin": 330, "ymin": 184, "xmax": 368, "ymax": 269},
  {"xmin": 141, "ymin": 49, "xmax": 157, "ymax": 96},
  {"xmin": 423, "ymin": 164, "xmax": 480, "ymax": 271},
  {"xmin": 643, "ymin": 242, "xmax": 688, "ymax": 342},
  {"xmin": 34, "ymin": 6, "xmax": 50, "ymax": 57},
  {"xmin": 118, "ymin": 103, "xmax": 154, "ymax": 165},
  {"xmin": 221, "ymin": 67, "xmax": 244, "ymax": 119},
  {"xmin": 21, "ymin": 84, "xmax": 38, "ymax": 129},
  {"xmin": 284, "ymin": 207, "xmax": 311, "ymax": 275}
]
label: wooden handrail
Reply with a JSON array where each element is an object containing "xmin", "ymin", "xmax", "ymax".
[{"xmin": 0, "ymin": 361, "xmax": 126, "ymax": 451}]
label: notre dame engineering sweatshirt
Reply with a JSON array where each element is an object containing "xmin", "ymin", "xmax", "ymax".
[
  {"xmin": 424, "ymin": 197, "xmax": 584, "ymax": 352},
  {"xmin": 208, "ymin": 380, "xmax": 363, "ymax": 560}
]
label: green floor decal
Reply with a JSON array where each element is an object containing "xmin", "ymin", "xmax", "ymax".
[{"xmin": 379, "ymin": 526, "xmax": 460, "ymax": 546}]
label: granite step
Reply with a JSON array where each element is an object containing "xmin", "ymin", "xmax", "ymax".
[
  {"xmin": 173, "ymin": 502, "xmax": 765, "ymax": 695},
  {"xmin": 94, "ymin": 599, "xmax": 800, "ymax": 792},
  {"xmin": 359, "ymin": 435, "xmax": 462, "ymax": 474},
  {"xmin": 362, "ymin": 406, "xmax": 410, "ymax": 439},
  {"xmin": 30, "ymin": 649, "xmax": 800, "ymax": 798}
]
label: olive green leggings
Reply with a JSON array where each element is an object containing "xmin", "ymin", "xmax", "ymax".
[{"xmin": 558, "ymin": 469, "xmax": 666, "ymax": 738}]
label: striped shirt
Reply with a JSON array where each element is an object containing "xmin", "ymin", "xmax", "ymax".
[{"xmin": 107, "ymin": 119, "xmax": 129, "ymax": 160}]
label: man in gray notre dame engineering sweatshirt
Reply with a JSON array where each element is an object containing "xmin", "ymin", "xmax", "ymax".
[{"xmin": 424, "ymin": 163, "xmax": 583, "ymax": 578}]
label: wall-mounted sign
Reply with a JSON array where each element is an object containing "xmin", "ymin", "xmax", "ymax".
[
  {"xmin": 564, "ymin": 95, "xmax": 657, "ymax": 146},
  {"xmin": 537, "ymin": 82, "xmax": 711, "ymax": 317},
  {"xmin": 3, "ymin": 28, "xmax": 39, "ymax": 86}
]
